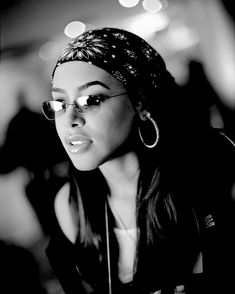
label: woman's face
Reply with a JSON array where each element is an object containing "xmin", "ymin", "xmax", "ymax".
[{"xmin": 52, "ymin": 61, "xmax": 136, "ymax": 171}]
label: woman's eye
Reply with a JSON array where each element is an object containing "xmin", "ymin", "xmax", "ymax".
[
  {"xmin": 49, "ymin": 100, "xmax": 64, "ymax": 112},
  {"xmin": 54, "ymin": 98, "xmax": 64, "ymax": 103},
  {"xmin": 87, "ymin": 94, "xmax": 106, "ymax": 106},
  {"xmin": 77, "ymin": 94, "xmax": 107, "ymax": 108}
]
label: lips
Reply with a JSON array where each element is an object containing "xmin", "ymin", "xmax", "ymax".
[{"xmin": 65, "ymin": 134, "xmax": 92, "ymax": 154}]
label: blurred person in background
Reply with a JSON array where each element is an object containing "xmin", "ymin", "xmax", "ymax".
[
  {"xmin": 0, "ymin": 104, "xmax": 68, "ymax": 235},
  {"xmin": 0, "ymin": 103, "xmax": 68, "ymax": 293},
  {"xmin": 42, "ymin": 27, "xmax": 235, "ymax": 294},
  {"xmin": 0, "ymin": 67, "xmax": 68, "ymax": 292}
]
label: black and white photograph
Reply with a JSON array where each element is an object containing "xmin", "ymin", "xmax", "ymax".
[{"xmin": 1, "ymin": 1, "xmax": 235, "ymax": 293}]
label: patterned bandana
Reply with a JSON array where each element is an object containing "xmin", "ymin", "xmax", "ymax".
[{"xmin": 52, "ymin": 27, "xmax": 173, "ymax": 95}]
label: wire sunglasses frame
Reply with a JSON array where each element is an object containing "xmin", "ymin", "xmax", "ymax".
[{"xmin": 41, "ymin": 92, "xmax": 127, "ymax": 120}]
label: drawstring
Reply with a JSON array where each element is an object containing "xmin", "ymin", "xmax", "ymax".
[{"xmin": 105, "ymin": 200, "xmax": 112, "ymax": 294}]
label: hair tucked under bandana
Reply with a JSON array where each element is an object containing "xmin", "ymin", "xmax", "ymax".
[{"xmin": 52, "ymin": 27, "xmax": 175, "ymax": 97}]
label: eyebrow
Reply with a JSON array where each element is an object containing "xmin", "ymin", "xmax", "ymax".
[{"xmin": 52, "ymin": 81, "xmax": 111, "ymax": 93}]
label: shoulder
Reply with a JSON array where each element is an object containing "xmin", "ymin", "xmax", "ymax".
[
  {"xmin": 208, "ymin": 129, "xmax": 235, "ymax": 174},
  {"xmin": 197, "ymin": 128, "xmax": 235, "ymax": 169},
  {"xmin": 54, "ymin": 182, "xmax": 70, "ymax": 211},
  {"xmin": 54, "ymin": 182, "xmax": 78, "ymax": 244},
  {"xmin": 218, "ymin": 130, "xmax": 235, "ymax": 149}
]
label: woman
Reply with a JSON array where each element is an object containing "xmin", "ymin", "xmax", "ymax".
[{"xmin": 42, "ymin": 28, "xmax": 235, "ymax": 294}]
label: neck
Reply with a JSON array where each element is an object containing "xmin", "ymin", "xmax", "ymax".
[
  {"xmin": 100, "ymin": 152, "xmax": 139, "ymax": 229},
  {"xmin": 99, "ymin": 151, "xmax": 140, "ymax": 202}
]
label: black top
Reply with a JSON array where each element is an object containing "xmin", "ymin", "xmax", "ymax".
[{"xmin": 46, "ymin": 130, "xmax": 235, "ymax": 294}]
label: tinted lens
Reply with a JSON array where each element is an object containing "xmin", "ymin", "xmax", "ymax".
[
  {"xmin": 75, "ymin": 95, "xmax": 103, "ymax": 112},
  {"xmin": 42, "ymin": 101, "xmax": 63, "ymax": 120}
]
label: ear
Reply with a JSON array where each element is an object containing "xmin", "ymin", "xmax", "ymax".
[{"xmin": 135, "ymin": 101, "xmax": 149, "ymax": 121}]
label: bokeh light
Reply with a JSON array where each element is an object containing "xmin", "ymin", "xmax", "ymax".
[
  {"xmin": 127, "ymin": 12, "xmax": 169, "ymax": 39},
  {"xmin": 119, "ymin": 0, "xmax": 140, "ymax": 8},
  {"xmin": 64, "ymin": 21, "xmax": 86, "ymax": 38},
  {"xmin": 142, "ymin": 0, "xmax": 162, "ymax": 13},
  {"xmin": 38, "ymin": 42, "xmax": 59, "ymax": 60}
]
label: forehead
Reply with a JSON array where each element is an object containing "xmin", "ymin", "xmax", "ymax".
[{"xmin": 52, "ymin": 61, "xmax": 123, "ymax": 89}]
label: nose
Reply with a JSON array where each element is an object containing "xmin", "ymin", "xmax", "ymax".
[
  {"xmin": 71, "ymin": 115, "xmax": 85, "ymax": 128},
  {"xmin": 65, "ymin": 105, "xmax": 85, "ymax": 128}
]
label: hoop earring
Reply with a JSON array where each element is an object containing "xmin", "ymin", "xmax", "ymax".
[{"xmin": 138, "ymin": 112, "xmax": 159, "ymax": 148}]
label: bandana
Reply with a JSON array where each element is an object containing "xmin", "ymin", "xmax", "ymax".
[{"xmin": 52, "ymin": 27, "xmax": 173, "ymax": 95}]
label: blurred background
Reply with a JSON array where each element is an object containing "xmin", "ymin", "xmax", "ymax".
[{"xmin": 0, "ymin": 0, "xmax": 235, "ymax": 293}]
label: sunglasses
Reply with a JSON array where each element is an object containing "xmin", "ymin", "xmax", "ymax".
[{"xmin": 41, "ymin": 92, "xmax": 127, "ymax": 120}]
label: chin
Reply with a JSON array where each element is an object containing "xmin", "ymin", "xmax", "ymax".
[
  {"xmin": 71, "ymin": 158, "xmax": 101, "ymax": 171},
  {"xmin": 69, "ymin": 148, "xmax": 113, "ymax": 171}
]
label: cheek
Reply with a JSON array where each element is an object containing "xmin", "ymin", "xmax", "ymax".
[
  {"xmin": 55, "ymin": 120, "xmax": 63, "ymax": 141},
  {"xmin": 96, "ymin": 102, "xmax": 135, "ymax": 149},
  {"xmin": 54, "ymin": 120, "xmax": 67, "ymax": 152}
]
